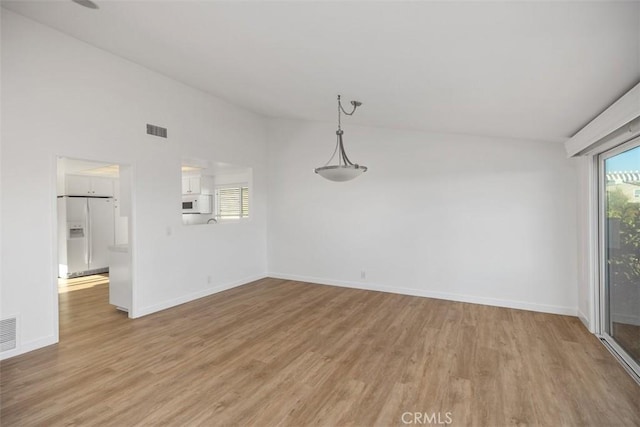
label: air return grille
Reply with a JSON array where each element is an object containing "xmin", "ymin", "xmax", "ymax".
[
  {"xmin": 0, "ymin": 317, "xmax": 17, "ymax": 352},
  {"xmin": 146, "ymin": 124, "xmax": 167, "ymax": 138}
]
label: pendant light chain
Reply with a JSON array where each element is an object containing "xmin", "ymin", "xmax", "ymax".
[
  {"xmin": 337, "ymin": 95, "xmax": 343, "ymax": 167},
  {"xmin": 322, "ymin": 95, "xmax": 345, "ymax": 167},
  {"xmin": 338, "ymin": 95, "xmax": 342, "ymax": 132},
  {"xmin": 338, "ymin": 95, "xmax": 359, "ymax": 116}
]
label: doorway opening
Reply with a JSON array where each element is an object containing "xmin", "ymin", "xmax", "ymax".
[{"xmin": 55, "ymin": 157, "xmax": 134, "ymax": 335}]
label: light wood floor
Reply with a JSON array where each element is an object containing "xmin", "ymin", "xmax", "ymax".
[
  {"xmin": 1, "ymin": 278, "xmax": 638, "ymax": 426},
  {"xmin": 57, "ymin": 273, "xmax": 110, "ymax": 293}
]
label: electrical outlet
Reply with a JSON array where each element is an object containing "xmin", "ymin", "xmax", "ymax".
[
  {"xmin": 361, "ymin": 270, "xmax": 366, "ymax": 280},
  {"xmin": 207, "ymin": 275, "xmax": 212, "ymax": 284}
]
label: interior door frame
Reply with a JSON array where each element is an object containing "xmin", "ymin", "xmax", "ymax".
[
  {"xmin": 596, "ymin": 136, "xmax": 640, "ymax": 382},
  {"xmin": 52, "ymin": 154, "xmax": 137, "ymax": 344}
]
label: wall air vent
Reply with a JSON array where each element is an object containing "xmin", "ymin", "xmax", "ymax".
[
  {"xmin": 0, "ymin": 317, "xmax": 17, "ymax": 352},
  {"xmin": 146, "ymin": 124, "xmax": 168, "ymax": 138}
]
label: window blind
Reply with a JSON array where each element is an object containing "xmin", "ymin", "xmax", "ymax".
[{"xmin": 216, "ymin": 186, "xmax": 249, "ymax": 219}]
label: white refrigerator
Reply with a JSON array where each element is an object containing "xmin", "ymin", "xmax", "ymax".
[{"xmin": 58, "ymin": 196, "xmax": 115, "ymax": 278}]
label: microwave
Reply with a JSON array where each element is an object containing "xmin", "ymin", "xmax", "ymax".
[{"xmin": 182, "ymin": 194, "xmax": 212, "ymax": 214}]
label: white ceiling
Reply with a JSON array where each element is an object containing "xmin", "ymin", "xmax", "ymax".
[{"xmin": 3, "ymin": 0, "xmax": 639, "ymax": 143}]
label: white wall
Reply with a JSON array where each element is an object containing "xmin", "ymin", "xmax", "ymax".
[
  {"xmin": 575, "ymin": 157, "xmax": 596, "ymax": 330},
  {"xmin": 1, "ymin": 8, "xmax": 586, "ymax": 360},
  {"xmin": 1, "ymin": 10, "xmax": 268, "ymax": 358},
  {"xmin": 267, "ymin": 119, "xmax": 579, "ymax": 315}
]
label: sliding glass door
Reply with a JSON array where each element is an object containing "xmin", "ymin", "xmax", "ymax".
[{"xmin": 599, "ymin": 137, "xmax": 640, "ymax": 379}]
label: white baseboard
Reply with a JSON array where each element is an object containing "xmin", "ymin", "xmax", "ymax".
[
  {"xmin": 269, "ymin": 272, "xmax": 578, "ymax": 317},
  {"xmin": 577, "ymin": 310, "xmax": 592, "ymax": 331},
  {"xmin": 134, "ymin": 274, "xmax": 267, "ymax": 318},
  {"xmin": 0, "ymin": 335, "xmax": 58, "ymax": 361}
]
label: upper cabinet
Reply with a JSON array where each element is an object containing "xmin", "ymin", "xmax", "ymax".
[
  {"xmin": 65, "ymin": 175, "xmax": 114, "ymax": 197},
  {"xmin": 182, "ymin": 176, "xmax": 201, "ymax": 195},
  {"xmin": 182, "ymin": 175, "xmax": 213, "ymax": 195}
]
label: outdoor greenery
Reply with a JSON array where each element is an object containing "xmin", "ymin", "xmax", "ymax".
[{"xmin": 606, "ymin": 187, "xmax": 640, "ymax": 286}]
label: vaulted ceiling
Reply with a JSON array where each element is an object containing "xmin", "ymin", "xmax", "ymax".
[{"xmin": 3, "ymin": 0, "xmax": 639, "ymax": 142}]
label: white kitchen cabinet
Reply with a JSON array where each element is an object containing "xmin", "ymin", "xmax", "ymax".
[
  {"xmin": 65, "ymin": 175, "xmax": 114, "ymax": 197},
  {"xmin": 91, "ymin": 177, "xmax": 115, "ymax": 196},
  {"xmin": 65, "ymin": 175, "xmax": 90, "ymax": 195},
  {"xmin": 182, "ymin": 176, "xmax": 201, "ymax": 194},
  {"xmin": 181, "ymin": 175, "xmax": 214, "ymax": 195}
]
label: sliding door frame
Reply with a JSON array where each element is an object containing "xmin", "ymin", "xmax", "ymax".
[{"xmin": 596, "ymin": 136, "xmax": 640, "ymax": 383}]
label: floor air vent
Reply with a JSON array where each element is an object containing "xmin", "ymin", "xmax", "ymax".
[
  {"xmin": 146, "ymin": 124, "xmax": 168, "ymax": 138},
  {"xmin": 0, "ymin": 317, "xmax": 17, "ymax": 352}
]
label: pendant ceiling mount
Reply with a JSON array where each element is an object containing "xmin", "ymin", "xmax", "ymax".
[
  {"xmin": 314, "ymin": 95, "xmax": 368, "ymax": 182},
  {"xmin": 71, "ymin": 0, "xmax": 99, "ymax": 10}
]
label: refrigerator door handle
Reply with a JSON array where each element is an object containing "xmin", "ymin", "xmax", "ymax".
[
  {"xmin": 83, "ymin": 201, "xmax": 89, "ymax": 265},
  {"xmin": 87, "ymin": 201, "xmax": 92, "ymax": 266}
]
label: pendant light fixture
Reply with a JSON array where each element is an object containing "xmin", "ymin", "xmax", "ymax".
[{"xmin": 314, "ymin": 95, "xmax": 368, "ymax": 182}]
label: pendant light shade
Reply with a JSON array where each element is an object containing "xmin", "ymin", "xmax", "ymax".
[
  {"xmin": 315, "ymin": 95, "xmax": 367, "ymax": 182},
  {"xmin": 315, "ymin": 164, "xmax": 367, "ymax": 182}
]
